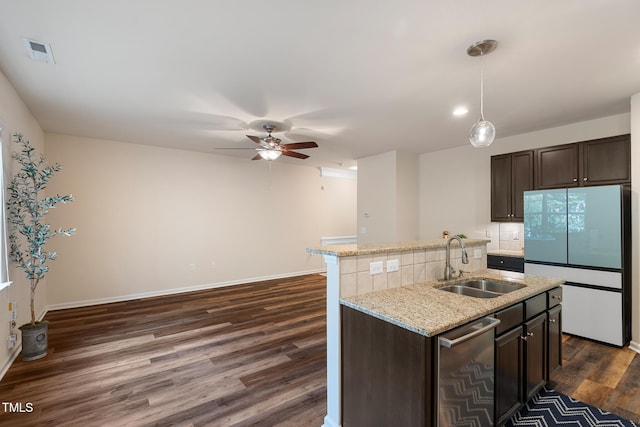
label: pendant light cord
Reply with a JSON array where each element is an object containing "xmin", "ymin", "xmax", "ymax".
[{"xmin": 479, "ymin": 54, "xmax": 485, "ymax": 121}]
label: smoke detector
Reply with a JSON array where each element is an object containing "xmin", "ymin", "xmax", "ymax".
[{"xmin": 23, "ymin": 38, "xmax": 55, "ymax": 64}]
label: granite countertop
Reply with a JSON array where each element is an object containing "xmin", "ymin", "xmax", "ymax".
[
  {"xmin": 488, "ymin": 249, "xmax": 525, "ymax": 258},
  {"xmin": 307, "ymin": 238, "xmax": 491, "ymax": 257},
  {"xmin": 340, "ymin": 269, "xmax": 563, "ymax": 337}
]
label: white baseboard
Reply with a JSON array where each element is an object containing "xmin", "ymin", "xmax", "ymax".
[
  {"xmin": 0, "ymin": 344, "xmax": 22, "ymax": 380},
  {"xmin": 629, "ymin": 340, "xmax": 640, "ymax": 354},
  {"xmin": 46, "ymin": 269, "xmax": 326, "ymax": 312}
]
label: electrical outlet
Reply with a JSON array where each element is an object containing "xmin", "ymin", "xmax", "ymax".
[
  {"xmin": 188, "ymin": 263, "xmax": 196, "ymax": 272},
  {"xmin": 7, "ymin": 334, "xmax": 16, "ymax": 349},
  {"xmin": 474, "ymin": 249, "xmax": 482, "ymax": 259},
  {"xmin": 369, "ymin": 261, "xmax": 383, "ymax": 275},
  {"xmin": 513, "ymin": 231, "xmax": 519, "ymax": 240},
  {"xmin": 386, "ymin": 259, "xmax": 399, "ymax": 272},
  {"xmin": 485, "ymin": 229, "xmax": 492, "ymax": 238}
]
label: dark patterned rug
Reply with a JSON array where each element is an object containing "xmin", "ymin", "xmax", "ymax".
[{"xmin": 507, "ymin": 387, "xmax": 639, "ymax": 426}]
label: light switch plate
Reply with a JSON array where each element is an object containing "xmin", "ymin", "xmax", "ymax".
[
  {"xmin": 370, "ymin": 261, "xmax": 383, "ymax": 275},
  {"xmin": 387, "ymin": 259, "xmax": 399, "ymax": 272}
]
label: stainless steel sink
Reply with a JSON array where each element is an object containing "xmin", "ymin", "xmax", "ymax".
[
  {"xmin": 438, "ymin": 285, "xmax": 501, "ymax": 298},
  {"xmin": 438, "ymin": 278, "xmax": 525, "ymax": 298},
  {"xmin": 458, "ymin": 279, "xmax": 525, "ymax": 294}
]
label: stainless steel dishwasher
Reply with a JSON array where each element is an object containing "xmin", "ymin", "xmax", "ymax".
[{"xmin": 438, "ymin": 317, "xmax": 500, "ymax": 427}]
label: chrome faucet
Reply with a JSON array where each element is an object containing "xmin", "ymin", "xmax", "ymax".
[{"xmin": 444, "ymin": 236, "xmax": 469, "ymax": 280}]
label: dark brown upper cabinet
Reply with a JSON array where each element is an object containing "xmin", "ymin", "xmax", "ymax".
[
  {"xmin": 491, "ymin": 150, "xmax": 533, "ymax": 222},
  {"xmin": 580, "ymin": 134, "xmax": 631, "ymax": 186},
  {"xmin": 535, "ymin": 143, "xmax": 579, "ymax": 189},
  {"xmin": 535, "ymin": 134, "xmax": 630, "ymax": 190}
]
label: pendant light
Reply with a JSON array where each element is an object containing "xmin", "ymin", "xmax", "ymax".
[{"xmin": 467, "ymin": 40, "xmax": 497, "ymax": 148}]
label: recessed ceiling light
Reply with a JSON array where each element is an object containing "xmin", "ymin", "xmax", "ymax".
[{"xmin": 453, "ymin": 106, "xmax": 468, "ymax": 116}]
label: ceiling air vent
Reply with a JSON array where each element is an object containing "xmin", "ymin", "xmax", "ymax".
[{"xmin": 23, "ymin": 38, "xmax": 55, "ymax": 64}]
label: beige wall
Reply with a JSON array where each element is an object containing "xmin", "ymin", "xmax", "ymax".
[
  {"xmin": 418, "ymin": 113, "xmax": 631, "ymax": 240},
  {"xmin": 357, "ymin": 151, "xmax": 397, "ymax": 243},
  {"xmin": 43, "ymin": 134, "xmax": 357, "ymax": 307},
  {"xmin": 396, "ymin": 151, "xmax": 419, "ymax": 242},
  {"xmin": 357, "ymin": 150, "xmax": 418, "ymax": 243},
  {"xmin": 0, "ymin": 70, "xmax": 46, "ymax": 372}
]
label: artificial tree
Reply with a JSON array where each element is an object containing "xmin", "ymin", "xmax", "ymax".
[{"xmin": 6, "ymin": 132, "xmax": 75, "ymax": 328}]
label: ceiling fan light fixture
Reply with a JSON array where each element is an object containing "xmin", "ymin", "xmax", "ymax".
[
  {"xmin": 467, "ymin": 39, "xmax": 497, "ymax": 148},
  {"xmin": 258, "ymin": 149, "xmax": 282, "ymax": 161}
]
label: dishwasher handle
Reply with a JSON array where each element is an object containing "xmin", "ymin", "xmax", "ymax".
[{"xmin": 438, "ymin": 317, "xmax": 500, "ymax": 349}]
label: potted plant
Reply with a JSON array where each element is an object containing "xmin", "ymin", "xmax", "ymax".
[{"xmin": 6, "ymin": 133, "xmax": 75, "ymax": 361}]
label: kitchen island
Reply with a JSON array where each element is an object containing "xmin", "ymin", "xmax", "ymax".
[
  {"xmin": 342, "ymin": 270, "xmax": 563, "ymax": 426},
  {"xmin": 307, "ymin": 239, "xmax": 563, "ymax": 427}
]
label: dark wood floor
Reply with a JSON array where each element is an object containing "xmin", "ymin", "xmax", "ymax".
[
  {"xmin": 549, "ymin": 334, "xmax": 640, "ymax": 423},
  {"xmin": 1, "ymin": 273, "xmax": 639, "ymax": 425},
  {"xmin": 0, "ymin": 274, "xmax": 327, "ymax": 426}
]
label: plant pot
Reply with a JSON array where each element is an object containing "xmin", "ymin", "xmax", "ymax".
[{"xmin": 19, "ymin": 322, "xmax": 48, "ymax": 361}]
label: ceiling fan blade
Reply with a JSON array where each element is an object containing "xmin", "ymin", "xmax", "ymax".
[
  {"xmin": 282, "ymin": 151, "xmax": 309, "ymax": 159},
  {"xmin": 215, "ymin": 147, "xmax": 256, "ymax": 150},
  {"xmin": 251, "ymin": 153, "xmax": 263, "ymax": 160},
  {"xmin": 246, "ymin": 135, "xmax": 264, "ymax": 145},
  {"xmin": 281, "ymin": 142, "xmax": 318, "ymax": 150}
]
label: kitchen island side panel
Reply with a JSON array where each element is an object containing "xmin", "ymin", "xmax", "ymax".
[{"xmin": 342, "ymin": 305, "xmax": 434, "ymax": 426}]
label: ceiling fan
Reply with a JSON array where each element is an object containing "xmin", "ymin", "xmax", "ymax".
[
  {"xmin": 247, "ymin": 124, "xmax": 318, "ymax": 160},
  {"xmin": 218, "ymin": 123, "xmax": 318, "ymax": 161}
]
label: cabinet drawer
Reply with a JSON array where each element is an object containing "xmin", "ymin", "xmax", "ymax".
[
  {"xmin": 495, "ymin": 303, "xmax": 524, "ymax": 335},
  {"xmin": 488, "ymin": 255, "xmax": 524, "ymax": 273},
  {"xmin": 548, "ymin": 287, "xmax": 562, "ymax": 308},
  {"xmin": 524, "ymin": 293, "xmax": 547, "ymax": 320}
]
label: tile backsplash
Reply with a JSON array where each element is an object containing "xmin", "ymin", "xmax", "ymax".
[
  {"xmin": 496, "ymin": 222, "xmax": 525, "ymax": 252},
  {"xmin": 338, "ymin": 244, "xmax": 488, "ymax": 298}
]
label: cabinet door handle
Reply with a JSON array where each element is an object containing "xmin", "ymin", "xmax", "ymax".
[
  {"xmin": 549, "ymin": 319, "xmax": 557, "ymax": 324},
  {"xmin": 552, "ymin": 295, "xmax": 562, "ymax": 301},
  {"xmin": 520, "ymin": 332, "xmax": 534, "ymax": 341},
  {"xmin": 583, "ymin": 177, "xmax": 588, "ymax": 182},
  {"xmin": 573, "ymin": 178, "xmax": 578, "ymax": 182}
]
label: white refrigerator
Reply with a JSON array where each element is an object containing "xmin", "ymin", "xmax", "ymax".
[{"xmin": 523, "ymin": 185, "xmax": 631, "ymax": 346}]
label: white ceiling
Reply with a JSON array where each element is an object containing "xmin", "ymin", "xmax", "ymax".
[{"xmin": 0, "ymin": 1, "xmax": 639, "ymax": 169}]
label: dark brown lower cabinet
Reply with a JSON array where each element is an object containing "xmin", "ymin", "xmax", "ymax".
[
  {"xmin": 495, "ymin": 289, "xmax": 561, "ymax": 426},
  {"xmin": 524, "ymin": 313, "xmax": 547, "ymax": 401},
  {"xmin": 495, "ymin": 326, "xmax": 524, "ymax": 425},
  {"xmin": 547, "ymin": 305, "xmax": 562, "ymax": 378}
]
